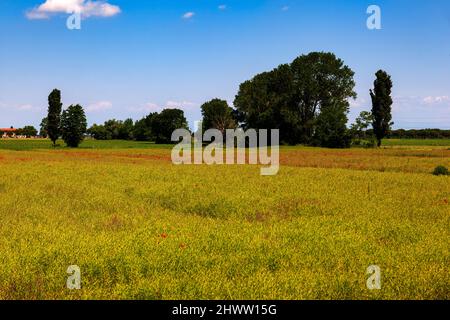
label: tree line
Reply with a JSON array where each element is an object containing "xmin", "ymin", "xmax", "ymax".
[
  {"xmin": 0, "ymin": 126, "xmax": 38, "ymax": 137},
  {"xmin": 232, "ymin": 53, "xmax": 394, "ymax": 147},
  {"xmin": 87, "ymin": 109, "xmax": 189, "ymax": 144},
  {"xmin": 387, "ymin": 129, "xmax": 450, "ymax": 139},
  {"xmin": 81, "ymin": 52, "xmax": 394, "ymax": 148},
  {"xmin": 35, "ymin": 51, "xmax": 447, "ymax": 148}
]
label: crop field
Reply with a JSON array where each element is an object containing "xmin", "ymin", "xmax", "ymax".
[{"xmin": 0, "ymin": 140, "xmax": 448, "ymax": 300}]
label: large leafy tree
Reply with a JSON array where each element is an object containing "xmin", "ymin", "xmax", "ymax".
[
  {"xmin": 201, "ymin": 99, "xmax": 237, "ymax": 134},
  {"xmin": 152, "ymin": 108, "xmax": 189, "ymax": 144},
  {"xmin": 234, "ymin": 52, "xmax": 356, "ymax": 145},
  {"xmin": 370, "ymin": 70, "xmax": 393, "ymax": 147},
  {"xmin": 288, "ymin": 52, "xmax": 356, "ymax": 144},
  {"xmin": 234, "ymin": 65, "xmax": 291, "ymax": 134},
  {"xmin": 313, "ymin": 101, "xmax": 351, "ymax": 148},
  {"xmin": 61, "ymin": 104, "xmax": 87, "ymax": 148},
  {"xmin": 47, "ymin": 89, "xmax": 63, "ymax": 146}
]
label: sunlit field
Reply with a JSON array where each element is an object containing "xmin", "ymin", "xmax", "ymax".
[{"xmin": 0, "ymin": 140, "xmax": 448, "ymax": 299}]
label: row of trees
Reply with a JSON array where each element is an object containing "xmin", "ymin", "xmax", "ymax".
[
  {"xmin": 232, "ymin": 52, "xmax": 393, "ymax": 147},
  {"xmin": 40, "ymin": 89, "xmax": 191, "ymax": 147},
  {"xmin": 87, "ymin": 109, "xmax": 189, "ymax": 144},
  {"xmin": 87, "ymin": 119, "xmax": 135, "ymax": 141},
  {"xmin": 387, "ymin": 129, "xmax": 450, "ymax": 139},
  {"xmin": 40, "ymin": 52, "xmax": 395, "ymax": 148},
  {"xmin": 44, "ymin": 89, "xmax": 87, "ymax": 147},
  {"xmin": 86, "ymin": 100, "xmax": 235, "ymax": 145},
  {"xmin": 0, "ymin": 126, "xmax": 38, "ymax": 137}
]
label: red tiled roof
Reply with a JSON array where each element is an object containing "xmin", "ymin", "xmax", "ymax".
[{"xmin": 1, "ymin": 128, "xmax": 17, "ymax": 132}]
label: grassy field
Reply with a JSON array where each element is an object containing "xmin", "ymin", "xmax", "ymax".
[
  {"xmin": 0, "ymin": 139, "xmax": 448, "ymax": 299},
  {"xmin": 382, "ymin": 139, "xmax": 450, "ymax": 147},
  {"xmin": 1, "ymin": 138, "xmax": 450, "ymax": 150},
  {"xmin": 0, "ymin": 139, "xmax": 167, "ymax": 151}
]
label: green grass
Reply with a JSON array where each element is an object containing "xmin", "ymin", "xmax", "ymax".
[
  {"xmin": 382, "ymin": 139, "xmax": 450, "ymax": 147},
  {"xmin": 2, "ymin": 138, "xmax": 449, "ymax": 151},
  {"xmin": 0, "ymin": 140, "xmax": 448, "ymax": 300},
  {"xmin": 0, "ymin": 139, "xmax": 172, "ymax": 151}
]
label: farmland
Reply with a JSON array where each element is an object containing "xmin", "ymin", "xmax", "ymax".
[{"xmin": 0, "ymin": 140, "xmax": 448, "ymax": 299}]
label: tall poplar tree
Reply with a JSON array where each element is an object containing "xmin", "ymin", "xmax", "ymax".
[
  {"xmin": 47, "ymin": 89, "xmax": 63, "ymax": 146},
  {"xmin": 370, "ymin": 70, "xmax": 393, "ymax": 147}
]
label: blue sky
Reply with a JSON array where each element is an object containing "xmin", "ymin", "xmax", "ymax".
[{"xmin": 1, "ymin": 0, "xmax": 449, "ymax": 130}]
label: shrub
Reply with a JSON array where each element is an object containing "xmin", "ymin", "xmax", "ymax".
[
  {"xmin": 351, "ymin": 138, "xmax": 376, "ymax": 148},
  {"xmin": 433, "ymin": 165, "xmax": 449, "ymax": 176},
  {"xmin": 362, "ymin": 138, "xmax": 377, "ymax": 148}
]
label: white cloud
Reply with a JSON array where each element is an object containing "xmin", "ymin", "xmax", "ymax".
[
  {"xmin": 182, "ymin": 12, "xmax": 195, "ymax": 19},
  {"xmin": 143, "ymin": 102, "xmax": 162, "ymax": 112},
  {"xmin": 17, "ymin": 104, "xmax": 35, "ymax": 111},
  {"xmin": 129, "ymin": 101, "xmax": 198, "ymax": 114},
  {"xmin": 349, "ymin": 94, "xmax": 450, "ymax": 128},
  {"xmin": 166, "ymin": 100, "xmax": 197, "ymax": 110},
  {"xmin": 218, "ymin": 5, "xmax": 227, "ymax": 11},
  {"xmin": 348, "ymin": 97, "xmax": 367, "ymax": 109},
  {"xmin": 26, "ymin": 0, "xmax": 121, "ymax": 20},
  {"xmin": 389, "ymin": 95, "xmax": 450, "ymax": 128},
  {"xmin": 87, "ymin": 101, "xmax": 113, "ymax": 112},
  {"xmin": 281, "ymin": 6, "xmax": 290, "ymax": 11},
  {"xmin": 129, "ymin": 102, "xmax": 162, "ymax": 113},
  {"xmin": 8, "ymin": 104, "xmax": 43, "ymax": 112},
  {"xmin": 26, "ymin": 10, "xmax": 50, "ymax": 20},
  {"xmin": 422, "ymin": 96, "xmax": 450, "ymax": 105}
]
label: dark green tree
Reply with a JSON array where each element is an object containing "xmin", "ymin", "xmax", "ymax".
[
  {"xmin": 19, "ymin": 126, "xmax": 38, "ymax": 138},
  {"xmin": 87, "ymin": 124, "xmax": 110, "ymax": 140},
  {"xmin": 39, "ymin": 117, "xmax": 48, "ymax": 138},
  {"xmin": 370, "ymin": 70, "xmax": 393, "ymax": 147},
  {"xmin": 313, "ymin": 101, "xmax": 351, "ymax": 148},
  {"xmin": 201, "ymin": 99, "xmax": 236, "ymax": 134},
  {"xmin": 47, "ymin": 89, "xmax": 63, "ymax": 146},
  {"xmin": 152, "ymin": 108, "xmax": 189, "ymax": 144},
  {"xmin": 61, "ymin": 104, "xmax": 87, "ymax": 148},
  {"xmin": 234, "ymin": 67, "xmax": 289, "ymax": 134},
  {"xmin": 234, "ymin": 52, "xmax": 356, "ymax": 146},
  {"xmin": 133, "ymin": 113, "xmax": 156, "ymax": 141},
  {"xmin": 118, "ymin": 118, "xmax": 134, "ymax": 140}
]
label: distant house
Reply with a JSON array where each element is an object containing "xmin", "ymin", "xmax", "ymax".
[{"xmin": 1, "ymin": 127, "xmax": 17, "ymax": 138}]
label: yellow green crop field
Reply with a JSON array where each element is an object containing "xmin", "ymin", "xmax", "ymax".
[{"xmin": 0, "ymin": 140, "xmax": 448, "ymax": 300}]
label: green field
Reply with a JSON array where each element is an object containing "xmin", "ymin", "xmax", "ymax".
[
  {"xmin": 0, "ymin": 139, "xmax": 167, "ymax": 151},
  {"xmin": 1, "ymin": 138, "xmax": 450, "ymax": 151},
  {"xmin": 0, "ymin": 139, "xmax": 448, "ymax": 299},
  {"xmin": 382, "ymin": 139, "xmax": 450, "ymax": 147}
]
